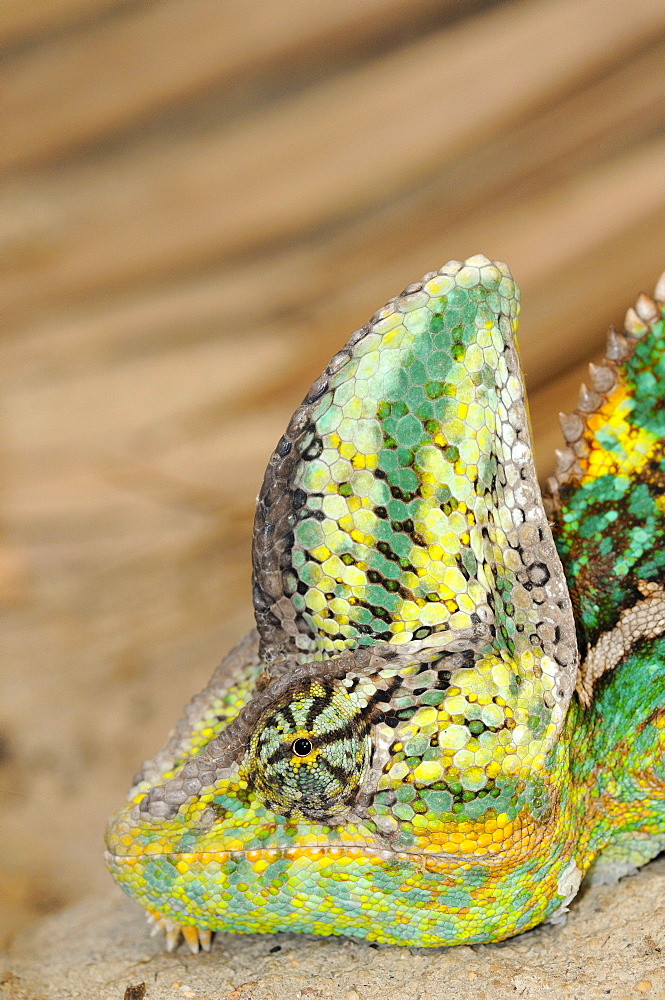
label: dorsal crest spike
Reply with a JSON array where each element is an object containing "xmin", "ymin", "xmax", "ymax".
[
  {"xmin": 624, "ymin": 306, "xmax": 648, "ymax": 339},
  {"xmin": 588, "ymin": 362, "xmax": 615, "ymax": 395},
  {"xmin": 635, "ymin": 293, "xmax": 659, "ymax": 323},
  {"xmin": 655, "ymin": 269, "xmax": 665, "ymax": 303},
  {"xmin": 606, "ymin": 326, "xmax": 630, "ymax": 360}
]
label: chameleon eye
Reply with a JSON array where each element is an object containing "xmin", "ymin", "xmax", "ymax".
[
  {"xmin": 292, "ymin": 737, "xmax": 313, "ymax": 757},
  {"xmin": 248, "ymin": 679, "xmax": 368, "ymax": 820}
]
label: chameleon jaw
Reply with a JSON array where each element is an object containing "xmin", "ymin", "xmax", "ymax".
[
  {"xmin": 105, "ymin": 764, "xmax": 575, "ymax": 952},
  {"xmin": 107, "ymin": 824, "xmax": 582, "ymax": 950}
]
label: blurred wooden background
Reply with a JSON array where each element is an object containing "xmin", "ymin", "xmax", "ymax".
[{"xmin": 1, "ymin": 0, "xmax": 664, "ymax": 941}]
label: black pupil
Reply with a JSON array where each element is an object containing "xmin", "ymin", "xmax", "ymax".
[{"xmin": 292, "ymin": 737, "xmax": 313, "ymax": 757}]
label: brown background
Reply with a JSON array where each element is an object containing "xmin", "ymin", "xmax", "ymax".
[{"xmin": 1, "ymin": 0, "xmax": 664, "ymax": 944}]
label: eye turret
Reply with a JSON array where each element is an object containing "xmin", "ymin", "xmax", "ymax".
[{"xmin": 248, "ymin": 678, "xmax": 369, "ymax": 820}]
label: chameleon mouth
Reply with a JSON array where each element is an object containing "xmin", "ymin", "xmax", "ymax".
[
  {"xmin": 105, "ymin": 843, "xmax": 488, "ymax": 860},
  {"xmin": 104, "ymin": 840, "xmax": 508, "ymax": 867}
]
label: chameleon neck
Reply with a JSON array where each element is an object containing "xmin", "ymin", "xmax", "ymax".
[
  {"xmin": 567, "ymin": 635, "xmax": 665, "ymax": 872},
  {"xmin": 499, "ymin": 652, "xmax": 665, "ymax": 934}
]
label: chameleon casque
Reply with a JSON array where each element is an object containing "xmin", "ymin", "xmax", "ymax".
[{"xmin": 106, "ymin": 254, "xmax": 665, "ymax": 953}]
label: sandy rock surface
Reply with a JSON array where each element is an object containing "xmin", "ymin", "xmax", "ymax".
[{"xmin": 2, "ymin": 859, "xmax": 664, "ymax": 1000}]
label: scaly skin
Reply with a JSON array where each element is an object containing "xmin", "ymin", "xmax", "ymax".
[{"xmin": 105, "ymin": 255, "xmax": 665, "ymax": 952}]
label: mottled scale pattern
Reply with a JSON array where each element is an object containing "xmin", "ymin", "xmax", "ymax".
[
  {"xmin": 253, "ymin": 255, "xmax": 576, "ymax": 689},
  {"xmin": 106, "ymin": 257, "xmax": 665, "ymax": 953}
]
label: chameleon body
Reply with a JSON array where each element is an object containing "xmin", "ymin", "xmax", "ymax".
[{"xmin": 105, "ymin": 255, "xmax": 665, "ymax": 952}]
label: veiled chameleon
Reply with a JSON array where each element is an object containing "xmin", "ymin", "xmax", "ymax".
[{"xmin": 106, "ymin": 255, "xmax": 665, "ymax": 952}]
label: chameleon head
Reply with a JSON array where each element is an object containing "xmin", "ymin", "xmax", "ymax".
[
  {"xmin": 105, "ymin": 636, "xmax": 578, "ymax": 945},
  {"xmin": 106, "ymin": 255, "xmax": 582, "ymax": 946}
]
